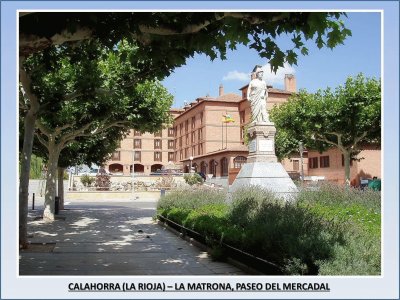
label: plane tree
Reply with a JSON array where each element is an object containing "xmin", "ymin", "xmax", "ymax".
[
  {"xmin": 57, "ymin": 128, "xmax": 127, "ymax": 209},
  {"xmin": 20, "ymin": 40, "xmax": 173, "ymax": 227},
  {"xmin": 27, "ymin": 126, "xmax": 128, "ymax": 211},
  {"xmin": 270, "ymin": 73, "xmax": 381, "ymax": 185}
]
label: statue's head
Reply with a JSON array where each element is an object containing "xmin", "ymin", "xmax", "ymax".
[{"xmin": 252, "ymin": 65, "xmax": 264, "ymax": 79}]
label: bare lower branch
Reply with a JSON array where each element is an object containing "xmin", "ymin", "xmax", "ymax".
[
  {"xmin": 313, "ymin": 133, "xmax": 339, "ymax": 148},
  {"xmin": 34, "ymin": 132, "xmax": 49, "ymax": 149},
  {"xmin": 138, "ymin": 12, "xmax": 284, "ymax": 36},
  {"xmin": 35, "ymin": 119, "xmax": 51, "ymax": 137},
  {"xmin": 20, "ymin": 27, "xmax": 93, "ymax": 57},
  {"xmin": 64, "ymin": 91, "xmax": 84, "ymax": 101},
  {"xmin": 54, "ymin": 123, "xmax": 73, "ymax": 135},
  {"xmin": 351, "ymin": 132, "xmax": 368, "ymax": 149},
  {"xmin": 19, "ymin": 58, "xmax": 40, "ymax": 113}
]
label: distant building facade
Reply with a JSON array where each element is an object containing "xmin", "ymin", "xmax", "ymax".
[
  {"xmin": 106, "ymin": 109, "xmax": 181, "ymax": 176},
  {"xmin": 104, "ymin": 74, "xmax": 381, "ymax": 186}
]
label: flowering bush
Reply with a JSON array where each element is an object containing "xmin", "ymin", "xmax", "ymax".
[{"xmin": 183, "ymin": 173, "xmax": 204, "ymax": 186}]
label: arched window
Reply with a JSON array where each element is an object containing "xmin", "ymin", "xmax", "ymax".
[
  {"xmin": 133, "ymin": 164, "xmax": 144, "ymax": 173},
  {"xmin": 220, "ymin": 157, "xmax": 228, "ymax": 176},
  {"xmin": 233, "ymin": 156, "xmax": 247, "ymax": 168},
  {"xmin": 109, "ymin": 163, "xmax": 123, "ymax": 174},
  {"xmin": 151, "ymin": 164, "xmax": 164, "ymax": 172},
  {"xmin": 200, "ymin": 161, "xmax": 208, "ymax": 174},
  {"xmin": 209, "ymin": 160, "xmax": 217, "ymax": 177}
]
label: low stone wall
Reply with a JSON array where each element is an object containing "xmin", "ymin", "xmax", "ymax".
[
  {"xmin": 70, "ymin": 175, "xmax": 186, "ymax": 192},
  {"xmin": 66, "ymin": 191, "xmax": 162, "ymax": 200}
]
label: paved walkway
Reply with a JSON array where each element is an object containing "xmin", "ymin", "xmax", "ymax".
[{"xmin": 19, "ymin": 199, "xmax": 246, "ymax": 275}]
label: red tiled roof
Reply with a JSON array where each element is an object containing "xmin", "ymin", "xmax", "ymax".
[
  {"xmin": 214, "ymin": 93, "xmax": 242, "ymax": 102},
  {"xmin": 239, "ymin": 84, "xmax": 293, "ymax": 95}
]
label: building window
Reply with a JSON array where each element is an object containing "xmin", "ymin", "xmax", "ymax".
[
  {"xmin": 168, "ymin": 140, "xmax": 174, "ymax": 149},
  {"xmin": 200, "ymin": 112, "xmax": 203, "ymax": 125},
  {"xmin": 134, "ymin": 151, "xmax": 141, "ymax": 162},
  {"xmin": 191, "ymin": 116, "xmax": 196, "ymax": 129},
  {"xmin": 179, "ymin": 124, "xmax": 183, "ymax": 136},
  {"xmin": 185, "ymin": 120, "xmax": 189, "ymax": 132},
  {"xmin": 192, "ymin": 146, "xmax": 196, "ymax": 156},
  {"xmin": 191, "ymin": 132, "xmax": 195, "ymax": 143},
  {"xmin": 309, "ymin": 157, "xmax": 318, "ymax": 169},
  {"xmin": 198, "ymin": 143, "xmax": 203, "ymax": 155},
  {"xmin": 220, "ymin": 157, "xmax": 228, "ymax": 176},
  {"xmin": 168, "ymin": 152, "xmax": 174, "ymax": 162},
  {"xmin": 112, "ymin": 151, "xmax": 120, "ymax": 161},
  {"xmin": 154, "ymin": 152, "xmax": 162, "ymax": 162},
  {"xmin": 198, "ymin": 128, "xmax": 202, "ymax": 140},
  {"xmin": 154, "ymin": 130, "xmax": 162, "ymax": 137},
  {"xmin": 180, "ymin": 151, "xmax": 183, "ymax": 160},
  {"xmin": 209, "ymin": 160, "xmax": 217, "ymax": 177},
  {"xmin": 320, "ymin": 156, "xmax": 330, "ymax": 168},
  {"xmin": 134, "ymin": 139, "xmax": 141, "ymax": 149},
  {"xmin": 240, "ymin": 111, "xmax": 245, "ymax": 123},
  {"xmin": 200, "ymin": 161, "xmax": 207, "ymax": 174},
  {"xmin": 293, "ymin": 160, "xmax": 299, "ymax": 171},
  {"xmin": 184, "ymin": 148, "xmax": 188, "ymax": 158},
  {"xmin": 185, "ymin": 134, "xmax": 189, "ymax": 145},
  {"xmin": 233, "ymin": 156, "xmax": 247, "ymax": 168},
  {"xmin": 179, "ymin": 137, "xmax": 182, "ymax": 147},
  {"xmin": 341, "ymin": 154, "xmax": 353, "ymax": 166},
  {"xmin": 154, "ymin": 139, "xmax": 162, "ymax": 149},
  {"xmin": 168, "ymin": 127, "xmax": 174, "ymax": 137},
  {"xmin": 134, "ymin": 130, "xmax": 141, "ymax": 136}
]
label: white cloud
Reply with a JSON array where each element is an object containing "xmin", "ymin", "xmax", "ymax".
[
  {"xmin": 261, "ymin": 62, "xmax": 296, "ymax": 86},
  {"xmin": 222, "ymin": 63, "xmax": 296, "ymax": 86},
  {"xmin": 222, "ymin": 70, "xmax": 250, "ymax": 82}
]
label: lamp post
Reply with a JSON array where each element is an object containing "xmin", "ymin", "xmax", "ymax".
[
  {"xmin": 298, "ymin": 141, "xmax": 304, "ymax": 183},
  {"xmin": 189, "ymin": 156, "xmax": 194, "ymax": 173},
  {"xmin": 131, "ymin": 150, "xmax": 135, "ymax": 200}
]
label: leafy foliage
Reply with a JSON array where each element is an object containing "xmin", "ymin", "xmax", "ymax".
[
  {"xmin": 183, "ymin": 173, "xmax": 204, "ymax": 185},
  {"xmin": 270, "ymin": 73, "xmax": 381, "ymax": 182},
  {"xmin": 80, "ymin": 174, "xmax": 95, "ymax": 187},
  {"xmin": 20, "ymin": 12, "xmax": 352, "ymax": 73}
]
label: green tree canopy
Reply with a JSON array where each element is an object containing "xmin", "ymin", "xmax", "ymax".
[
  {"xmin": 20, "ymin": 12, "xmax": 351, "ymax": 73},
  {"xmin": 270, "ymin": 73, "xmax": 381, "ymax": 184},
  {"xmin": 20, "ymin": 40, "xmax": 173, "ymax": 221}
]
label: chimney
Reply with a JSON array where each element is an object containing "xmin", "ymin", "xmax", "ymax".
[
  {"xmin": 219, "ymin": 84, "xmax": 224, "ymax": 96},
  {"xmin": 284, "ymin": 74, "xmax": 296, "ymax": 92}
]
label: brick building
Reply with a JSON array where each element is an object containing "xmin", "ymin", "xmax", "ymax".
[
  {"xmin": 104, "ymin": 74, "xmax": 381, "ymax": 186},
  {"xmin": 106, "ymin": 109, "xmax": 181, "ymax": 176}
]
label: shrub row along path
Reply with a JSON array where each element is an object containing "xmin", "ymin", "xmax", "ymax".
[{"xmin": 20, "ymin": 195, "xmax": 246, "ymax": 275}]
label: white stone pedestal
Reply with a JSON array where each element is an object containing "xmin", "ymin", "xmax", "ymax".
[{"xmin": 229, "ymin": 122, "xmax": 298, "ymax": 201}]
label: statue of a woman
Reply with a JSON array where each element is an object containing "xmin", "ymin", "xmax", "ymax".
[{"xmin": 247, "ymin": 65, "xmax": 269, "ymax": 123}]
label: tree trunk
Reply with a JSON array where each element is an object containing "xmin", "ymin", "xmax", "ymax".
[
  {"xmin": 19, "ymin": 58, "xmax": 40, "ymax": 248},
  {"xmin": 343, "ymin": 150, "xmax": 351, "ymax": 186},
  {"xmin": 58, "ymin": 167, "xmax": 65, "ymax": 210},
  {"xmin": 19, "ymin": 110, "xmax": 37, "ymax": 248},
  {"xmin": 43, "ymin": 144, "xmax": 61, "ymax": 221}
]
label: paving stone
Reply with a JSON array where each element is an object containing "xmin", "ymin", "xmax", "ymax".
[{"xmin": 20, "ymin": 199, "xmax": 246, "ymax": 276}]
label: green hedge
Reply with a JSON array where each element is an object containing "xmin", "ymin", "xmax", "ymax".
[{"xmin": 157, "ymin": 184, "xmax": 381, "ymax": 275}]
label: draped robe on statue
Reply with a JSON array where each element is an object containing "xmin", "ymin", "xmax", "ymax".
[{"xmin": 247, "ymin": 78, "xmax": 269, "ymax": 123}]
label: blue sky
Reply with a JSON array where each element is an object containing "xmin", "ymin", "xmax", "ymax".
[{"xmin": 162, "ymin": 12, "xmax": 381, "ymax": 108}]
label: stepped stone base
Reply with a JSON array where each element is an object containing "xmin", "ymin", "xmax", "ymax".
[{"xmin": 229, "ymin": 162, "xmax": 298, "ymax": 201}]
